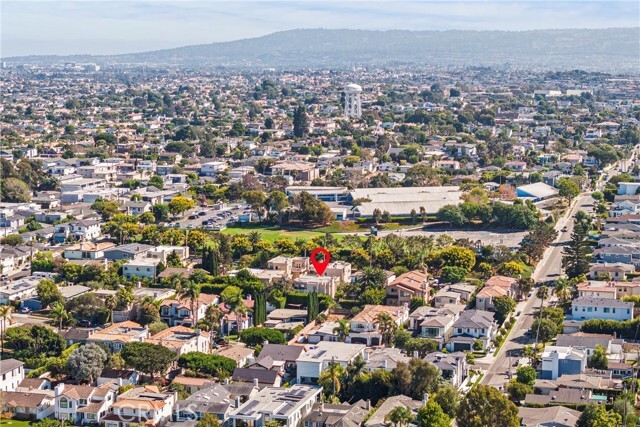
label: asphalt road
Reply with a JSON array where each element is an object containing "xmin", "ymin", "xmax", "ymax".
[{"xmin": 481, "ymin": 192, "xmax": 595, "ymax": 388}]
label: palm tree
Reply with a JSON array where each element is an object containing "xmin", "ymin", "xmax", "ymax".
[
  {"xmin": 535, "ymin": 286, "xmax": 549, "ymax": 345},
  {"xmin": 384, "ymin": 406, "xmax": 414, "ymax": 427},
  {"xmin": 318, "ymin": 360, "xmax": 346, "ymax": 399},
  {"xmin": 0, "ymin": 305, "xmax": 13, "ymax": 356},
  {"xmin": 357, "ymin": 267, "xmax": 386, "ymax": 293},
  {"xmin": 164, "ymin": 272, "xmax": 185, "ymax": 290},
  {"xmin": 333, "ymin": 319, "xmax": 351, "ymax": 342},
  {"xmin": 50, "ymin": 303, "xmax": 71, "ymax": 330},
  {"xmin": 376, "ymin": 312, "xmax": 397, "ymax": 347},
  {"xmin": 247, "ymin": 231, "xmax": 262, "ymax": 250},
  {"xmin": 178, "ymin": 280, "xmax": 201, "ymax": 328},
  {"xmin": 202, "ymin": 304, "xmax": 224, "ymax": 348},
  {"xmin": 554, "ymin": 278, "xmax": 571, "ymax": 304},
  {"xmin": 232, "ymin": 303, "xmax": 250, "ymax": 334},
  {"xmin": 105, "ymin": 295, "xmax": 116, "ymax": 324}
]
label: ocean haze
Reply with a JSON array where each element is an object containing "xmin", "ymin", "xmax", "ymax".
[{"xmin": 4, "ymin": 28, "xmax": 640, "ymax": 73}]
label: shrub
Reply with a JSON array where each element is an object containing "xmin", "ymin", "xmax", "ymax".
[{"xmin": 239, "ymin": 327, "xmax": 286, "ymax": 346}]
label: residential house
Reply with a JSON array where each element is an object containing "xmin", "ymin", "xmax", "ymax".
[
  {"xmin": 103, "ymin": 386, "xmax": 176, "ymax": 427},
  {"xmin": 231, "ymin": 368, "xmax": 282, "ymax": 388},
  {"xmin": 302, "ymin": 400, "xmax": 370, "ymax": 427},
  {"xmin": 296, "ymin": 342, "xmax": 365, "ymax": 384},
  {"xmin": 424, "ymin": 351, "xmax": 468, "ymax": 387},
  {"xmin": 576, "ymin": 281, "xmax": 618, "ymax": 299},
  {"xmin": 293, "ymin": 275, "xmax": 340, "ymax": 298},
  {"xmin": 385, "ymin": 270, "xmax": 430, "ymax": 306},
  {"xmin": 518, "ymin": 406, "xmax": 581, "ymax": 427},
  {"xmin": 447, "ymin": 310, "xmax": 497, "ymax": 351},
  {"xmin": 251, "ymin": 344, "xmax": 306, "ymax": 375},
  {"xmin": 215, "ymin": 345, "xmax": 255, "ymax": 368},
  {"xmin": 173, "ymin": 383, "xmax": 235, "ymax": 422},
  {"xmin": 362, "ymin": 347, "xmax": 411, "ymax": 372},
  {"xmin": 63, "ymin": 241, "xmax": 116, "ymax": 260},
  {"xmin": 476, "ymin": 275, "xmax": 518, "ymax": 312},
  {"xmin": 410, "ymin": 304, "xmax": 465, "ymax": 349},
  {"xmin": 347, "ymin": 304, "xmax": 410, "ymax": 346},
  {"xmin": 53, "ymin": 219, "xmax": 102, "ymax": 243},
  {"xmin": 2, "ymin": 391, "xmax": 55, "ymax": 420},
  {"xmin": 160, "ymin": 294, "xmax": 219, "ymax": 327},
  {"xmin": 86, "ymin": 321, "xmax": 149, "ymax": 352},
  {"xmin": 103, "ymin": 244, "xmax": 154, "ymax": 261},
  {"xmin": 555, "ymin": 332, "xmax": 624, "ymax": 358},
  {"xmin": 364, "ymin": 395, "xmax": 423, "ymax": 427},
  {"xmin": 229, "ymin": 385, "xmax": 321, "ymax": 427},
  {"xmin": 432, "ymin": 283, "xmax": 475, "ymax": 308},
  {"xmin": 540, "ymin": 346, "xmax": 588, "ymax": 380},
  {"xmin": 571, "ymin": 297, "xmax": 633, "ymax": 321},
  {"xmin": 0, "ymin": 359, "xmax": 25, "ymax": 392},
  {"xmin": 146, "ymin": 326, "xmax": 211, "ymax": 356},
  {"xmin": 122, "ymin": 258, "xmax": 159, "ymax": 280},
  {"xmin": 54, "ymin": 382, "xmax": 118, "ymax": 424},
  {"xmin": 589, "ymin": 263, "xmax": 635, "ymax": 281}
]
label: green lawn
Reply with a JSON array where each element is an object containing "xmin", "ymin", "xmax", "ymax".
[
  {"xmin": 221, "ymin": 225, "xmax": 323, "ymax": 242},
  {"xmin": 0, "ymin": 420, "xmax": 32, "ymax": 427}
]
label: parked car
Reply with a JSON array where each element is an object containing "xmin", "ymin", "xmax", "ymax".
[
  {"xmin": 188, "ymin": 214, "xmax": 198, "ymax": 220},
  {"xmin": 198, "ymin": 211, "xmax": 207, "ymax": 216}
]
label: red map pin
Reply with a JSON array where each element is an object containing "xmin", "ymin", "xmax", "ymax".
[{"xmin": 310, "ymin": 247, "xmax": 330, "ymax": 276}]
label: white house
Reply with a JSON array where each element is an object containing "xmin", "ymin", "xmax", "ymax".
[
  {"xmin": 103, "ymin": 386, "xmax": 176, "ymax": 427},
  {"xmin": 229, "ymin": 385, "xmax": 321, "ymax": 427},
  {"xmin": 571, "ymin": 297, "xmax": 633, "ymax": 321},
  {"xmin": 122, "ymin": 259, "xmax": 159, "ymax": 279},
  {"xmin": 0, "ymin": 359, "xmax": 24, "ymax": 392},
  {"xmin": 55, "ymin": 383, "xmax": 117, "ymax": 424},
  {"xmin": 296, "ymin": 342, "xmax": 365, "ymax": 384},
  {"xmin": 200, "ymin": 161, "xmax": 227, "ymax": 177}
]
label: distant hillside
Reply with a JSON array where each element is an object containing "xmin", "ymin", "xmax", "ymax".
[{"xmin": 6, "ymin": 28, "xmax": 640, "ymax": 72}]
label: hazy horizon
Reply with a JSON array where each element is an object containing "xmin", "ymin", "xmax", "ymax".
[{"xmin": 2, "ymin": 0, "xmax": 639, "ymax": 57}]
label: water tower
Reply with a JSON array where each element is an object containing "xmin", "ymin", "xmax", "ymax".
[{"xmin": 343, "ymin": 84, "xmax": 362, "ymax": 119}]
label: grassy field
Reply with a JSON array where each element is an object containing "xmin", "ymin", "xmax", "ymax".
[
  {"xmin": 221, "ymin": 225, "xmax": 323, "ymax": 242},
  {"xmin": 0, "ymin": 420, "xmax": 32, "ymax": 427}
]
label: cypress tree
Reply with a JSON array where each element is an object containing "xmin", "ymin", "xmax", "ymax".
[
  {"xmin": 562, "ymin": 211, "xmax": 593, "ymax": 278},
  {"xmin": 307, "ymin": 289, "xmax": 319, "ymax": 323},
  {"xmin": 254, "ymin": 291, "xmax": 267, "ymax": 326}
]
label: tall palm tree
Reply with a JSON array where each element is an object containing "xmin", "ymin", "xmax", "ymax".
[
  {"xmin": 232, "ymin": 303, "xmax": 250, "ymax": 334},
  {"xmin": 384, "ymin": 406, "xmax": 414, "ymax": 427},
  {"xmin": 50, "ymin": 303, "xmax": 71, "ymax": 330},
  {"xmin": 333, "ymin": 319, "xmax": 351, "ymax": 342},
  {"xmin": 178, "ymin": 280, "xmax": 201, "ymax": 328},
  {"xmin": 376, "ymin": 312, "xmax": 397, "ymax": 347},
  {"xmin": 105, "ymin": 295, "xmax": 116, "ymax": 324},
  {"xmin": 357, "ymin": 267, "xmax": 386, "ymax": 293},
  {"xmin": 318, "ymin": 360, "xmax": 346, "ymax": 399},
  {"xmin": 535, "ymin": 286, "xmax": 549, "ymax": 345},
  {"xmin": 0, "ymin": 305, "xmax": 13, "ymax": 356}
]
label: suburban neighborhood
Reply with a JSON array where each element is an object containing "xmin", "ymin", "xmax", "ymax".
[{"xmin": 0, "ymin": 60, "xmax": 639, "ymax": 427}]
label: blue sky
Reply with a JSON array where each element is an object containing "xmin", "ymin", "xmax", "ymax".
[{"xmin": 1, "ymin": 0, "xmax": 638, "ymax": 56}]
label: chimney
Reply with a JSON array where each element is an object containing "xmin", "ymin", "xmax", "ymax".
[
  {"xmin": 54, "ymin": 383, "xmax": 64, "ymax": 396},
  {"xmin": 413, "ymin": 351, "xmax": 419, "ymax": 358},
  {"xmin": 422, "ymin": 393, "xmax": 429, "ymax": 405},
  {"xmin": 383, "ymin": 359, "xmax": 387, "ymax": 369},
  {"xmin": 320, "ymin": 403, "xmax": 325, "ymax": 412},
  {"xmin": 235, "ymin": 397, "xmax": 241, "ymax": 408},
  {"xmin": 365, "ymin": 400, "xmax": 371, "ymax": 410},
  {"xmin": 254, "ymin": 378, "xmax": 259, "ymax": 387},
  {"xmin": 363, "ymin": 352, "xmax": 369, "ymax": 361},
  {"xmin": 225, "ymin": 378, "xmax": 229, "ymax": 385}
]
